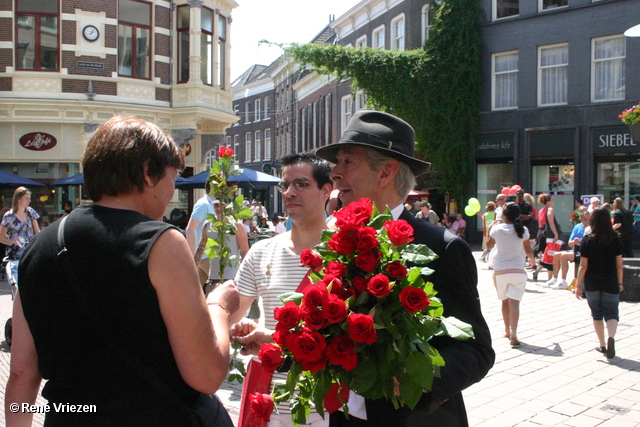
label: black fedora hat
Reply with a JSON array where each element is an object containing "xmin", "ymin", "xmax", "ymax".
[{"xmin": 315, "ymin": 110, "xmax": 431, "ymax": 176}]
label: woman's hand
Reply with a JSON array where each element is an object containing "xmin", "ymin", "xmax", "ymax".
[
  {"xmin": 575, "ymin": 285, "xmax": 583, "ymax": 300},
  {"xmin": 210, "ymin": 280, "xmax": 240, "ymax": 316},
  {"xmin": 230, "ymin": 319, "xmax": 273, "ymax": 356}
]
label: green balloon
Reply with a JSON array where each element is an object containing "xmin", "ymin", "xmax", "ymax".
[
  {"xmin": 470, "ymin": 201, "xmax": 481, "ymax": 212},
  {"xmin": 464, "ymin": 205, "xmax": 477, "ymax": 216}
]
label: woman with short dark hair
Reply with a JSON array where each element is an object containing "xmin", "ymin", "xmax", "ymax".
[
  {"xmin": 575, "ymin": 208, "xmax": 624, "ymax": 359},
  {"xmin": 7, "ymin": 115, "xmax": 238, "ymax": 426}
]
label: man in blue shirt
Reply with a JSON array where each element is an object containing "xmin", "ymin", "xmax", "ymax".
[{"xmin": 185, "ymin": 178, "xmax": 215, "ymax": 285}]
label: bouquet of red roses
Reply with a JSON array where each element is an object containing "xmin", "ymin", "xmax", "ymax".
[{"xmin": 250, "ymin": 198, "xmax": 474, "ymax": 425}]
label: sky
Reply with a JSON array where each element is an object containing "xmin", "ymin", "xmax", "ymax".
[{"xmin": 229, "ymin": 0, "xmax": 362, "ymax": 81}]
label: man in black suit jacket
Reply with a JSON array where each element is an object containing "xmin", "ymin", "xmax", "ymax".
[{"xmin": 316, "ymin": 110, "xmax": 495, "ymax": 427}]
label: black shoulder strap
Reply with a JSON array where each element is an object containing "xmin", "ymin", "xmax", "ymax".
[{"xmin": 56, "ymin": 216, "xmax": 201, "ymax": 426}]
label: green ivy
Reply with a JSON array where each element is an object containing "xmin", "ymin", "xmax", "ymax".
[{"xmin": 289, "ymin": 0, "xmax": 481, "ymax": 200}]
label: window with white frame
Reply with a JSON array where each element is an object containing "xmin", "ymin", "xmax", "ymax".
[
  {"xmin": 356, "ymin": 35, "xmax": 367, "ymax": 48},
  {"xmin": 254, "ymin": 130, "xmax": 262, "ymax": 161},
  {"xmin": 538, "ymin": 44, "xmax": 568, "ymax": 106},
  {"xmin": 494, "ymin": 0, "xmax": 519, "ymax": 21},
  {"xmin": 233, "ymin": 134, "xmax": 239, "ymax": 155},
  {"xmin": 204, "ymin": 149, "xmax": 215, "ymax": 168},
  {"xmin": 255, "ymin": 99, "xmax": 261, "ymax": 122},
  {"xmin": 372, "ymin": 26, "xmax": 385, "ymax": 50},
  {"xmin": 264, "ymin": 129, "xmax": 271, "ymax": 160},
  {"xmin": 233, "ymin": 104, "xmax": 240, "ymax": 126},
  {"xmin": 245, "ymin": 132, "xmax": 251, "ymax": 162},
  {"xmin": 118, "ymin": 0, "xmax": 151, "ymax": 79},
  {"xmin": 341, "ymin": 95, "xmax": 353, "ymax": 134},
  {"xmin": 245, "ymin": 101, "xmax": 252, "ymax": 123},
  {"xmin": 592, "ymin": 35, "xmax": 625, "ymax": 102},
  {"xmin": 264, "ymin": 96, "xmax": 271, "ymax": 119},
  {"xmin": 540, "ymin": 0, "xmax": 567, "ymax": 12},
  {"xmin": 493, "ymin": 51, "xmax": 518, "ymax": 110},
  {"xmin": 200, "ymin": 7, "xmax": 214, "ymax": 85},
  {"xmin": 355, "ymin": 90, "xmax": 367, "ymax": 111},
  {"xmin": 391, "ymin": 15, "xmax": 405, "ymax": 51},
  {"xmin": 421, "ymin": 3, "xmax": 440, "ymax": 44},
  {"xmin": 218, "ymin": 14, "xmax": 227, "ymax": 89}
]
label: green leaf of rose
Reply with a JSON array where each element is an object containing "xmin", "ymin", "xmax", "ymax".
[
  {"xmin": 398, "ymin": 374, "xmax": 424, "ymax": 410},
  {"xmin": 438, "ymin": 316, "xmax": 475, "ymax": 340},
  {"xmin": 279, "ymin": 292, "xmax": 304, "ymax": 305},
  {"xmin": 400, "ymin": 244, "xmax": 438, "ymax": 265},
  {"xmin": 404, "ymin": 352, "xmax": 434, "ymax": 390},
  {"xmin": 368, "ymin": 213, "xmax": 393, "ymax": 230},
  {"xmin": 350, "ymin": 358, "xmax": 378, "ymax": 394}
]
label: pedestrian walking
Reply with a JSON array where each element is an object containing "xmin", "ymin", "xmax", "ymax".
[{"xmin": 575, "ymin": 207, "xmax": 623, "ymax": 359}]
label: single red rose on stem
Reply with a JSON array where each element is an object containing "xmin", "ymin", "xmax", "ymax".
[
  {"xmin": 288, "ymin": 329, "xmax": 328, "ymax": 372},
  {"xmin": 302, "ymin": 305, "xmax": 329, "ymax": 330},
  {"xmin": 399, "ymin": 286, "xmax": 431, "ymax": 312},
  {"xmin": 328, "ymin": 230, "xmax": 357, "ymax": 255},
  {"xmin": 258, "ymin": 343, "xmax": 285, "ymax": 373},
  {"xmin": 300, "ymin": 249, "xmax": 323, "ymax": 269},
  {"xmin": 384, "ymin": 219, "xmax": 414, "ymax": 246},
  {"xmin": 386, "ymin": 261, "xmax": 408, "ymax": 279},
  {"xmin": 216, "ymin": 146, "xmax": 234, "ymax": 158},
  {"xmin": 350, "ymin": 276, "xmax": 369, "ymax": 294},
  {"xmin": 325, "ymin": 334, "xmax": 358, "ymax": 370},
  {"xmin": 249, "ymin": 392, "xmax": 274, "ymax": 422},
  {"xmin": 355, "ymin": 249, "xmax": 381, "ymax": 273},
  {"xmin": 347, "ymin": 313, "xmax": 377, "ymax": 344},
  {"xmin": 274, "ymin": 301, "xmax": 302, "ymax": 330},
  {"xmin": 334, "ymin": 198, "xmax": 373, "ymax": 231},
  {"xmin": 367, "ymin": 273, "xmax": 392, "ymax": 297},
  {"xmin": 302, "ymin": 283, "xmax": 329, "ymax": 308}
]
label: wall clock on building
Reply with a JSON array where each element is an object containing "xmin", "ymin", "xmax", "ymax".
[{"xmin": 82, "ymin": 25, "xmax": 100, "ymax": 42}]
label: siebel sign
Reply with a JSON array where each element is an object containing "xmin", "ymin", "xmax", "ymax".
[{"xmin": 19, "ymin": 132, "xmax": 57, "ymax": 151}]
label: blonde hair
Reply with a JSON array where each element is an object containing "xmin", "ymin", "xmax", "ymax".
[{"xmin": 11, "ymin": 186, "xmax": 30, "ymax": 213}]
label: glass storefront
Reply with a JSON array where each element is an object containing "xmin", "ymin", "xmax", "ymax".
[
  {"xmin": 476, "ymin": 163, "xmax": 514, "ymax": 231},
  {"xmin": 597, "ymin": 161, "xmax": 640, "ymax": 209},
  {"xmin": 532, "ymin": 164, "xmax": 575, "ymax": 233}
]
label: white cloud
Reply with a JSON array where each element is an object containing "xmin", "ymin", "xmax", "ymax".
[{"xmin": 229, "ymin": 0, "xmax": 361, "ymax": 80}]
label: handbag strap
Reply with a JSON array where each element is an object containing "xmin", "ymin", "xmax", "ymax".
[{"xmin": 56, "ymin": 215, "xmax": 201, "ymax": 426}]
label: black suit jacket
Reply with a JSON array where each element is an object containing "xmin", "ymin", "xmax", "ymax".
[{"xmin": 331, "ymin": 210, "xmax": 495, "ymax": 427}]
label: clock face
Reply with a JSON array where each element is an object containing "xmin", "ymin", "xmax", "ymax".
[{"xmin": 82, "ymin": 25, "xmax": 99, "ymax": 42}]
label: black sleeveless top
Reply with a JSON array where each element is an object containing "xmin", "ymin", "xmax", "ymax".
[{"xmin": 19, "ymin": 205, "xmax": 199, "ymax": 426}]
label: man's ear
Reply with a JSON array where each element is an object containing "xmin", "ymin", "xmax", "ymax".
[
  {"xmin": 378, "ymin": 160, "xmax": 400, "ymax": 188},
  {"xmin": 142, "ymin": 164, "xmax": 154, "ymax": 188},
  {"xmin": 322, "ymin": 182, "xmax": 333, "ymax": 201}
]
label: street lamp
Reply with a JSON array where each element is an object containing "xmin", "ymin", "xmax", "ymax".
[{"xmin": 624, "ymin": 23, "xmax": 640, "ymax": 37}]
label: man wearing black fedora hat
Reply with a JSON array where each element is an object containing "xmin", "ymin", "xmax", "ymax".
[{"xmin": 316, "ymin": 110, "xmax": 495, "ymax": 427}]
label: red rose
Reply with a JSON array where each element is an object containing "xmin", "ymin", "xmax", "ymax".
[
  {"xmin": 386, "ymin": 261, "xmax": 408, "ymax": 279},
  {"xmin": 320, "ymin": 274, "xmax": 343, "ymax": 294},
  {"xmin": 302, "ymin": 305, "xmax": 329, "ymax": 330},
  {"xmin": 355, "ymin": 249, "xmax": 381, "ymax": 273},
  {"xmin": 216, "ymin": 146, "xmax": 235, "ymax": 158},
  {"xmin": 322, "ymin": 293, "xmax": 349, "ymax": 323},
  {"xmin": 274, "ymin": 301, "xmax": 302, "ymax": 330},
  {"xmin": 249, "ymin": 392, "xmax": 274, "ymax": 422},
  {"xmin": 335, "ymin": 285, "xmax": 356, "ymax": 301},
  {"xmin": 350, "ymin": 276, "xmax": 368, "ymax": 294},
  {"xmin": 258, "ymin": 343, "xmax": 284, "ymax": 373},
  {"xmin": 272, "ymin": 328, "xmax": 290, "ymax": 346},
  {"xmin": 367, "ymin": 273, "xmax": 392, "ymax": 297},
  {"xmin": 334, "ymin": 199, "xmax": 373, "ymax": 232},
  {"xmin": 325, "ymin": 334, "xmax": 358, "ymax": 371},
  {"xmin": 384, "ymin": 219, "xmax": 414, "ymax": 246},
  {"xmin": 324, "ymin": 261, "xmax": 347, "ymax": 278},
  {"xmin": 355, "ymin": 227, "xmax": 379, "ymax": 251},
  {"xmin": 287, "ymin": 329, "xmax": 327, "ymax": 372},
  {"xmin": 328, "ymin": 231, "xmax": 357, "ymax": 255},
  {"xmin": 302, "ymin": 284, "xmax": 328, "ymax": 308},
  {"xmin": 347, "ymin": 313, "xmax": 377, "ymax": 344},
  {"xmin": 399, "ymin": 286, "xmax": 431, "ymax": 312},
  {"xmin": 300, "ymin": 249, "xmax": 323, "ymax": 269}
]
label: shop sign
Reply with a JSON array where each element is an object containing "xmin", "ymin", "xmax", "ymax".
[
  {"xmin": 592, "ymin": 126, "xmax": 637, "ymax": 154},
  {"xmin": 476, "ymin": 133, "xmax": 514, "ymax": 158},
  {"xmin": 19, "ymin": 132, "xmax": 57, "ymax": 151}
]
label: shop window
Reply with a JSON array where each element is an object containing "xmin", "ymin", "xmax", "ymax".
[
  {"xmin": 597, "ymin": 162, "xmax": 640, "ymax": 207},
  {"xmin": 16, "ymin": 0, "xmax": 59, "ymax": 71},
  {"xmin": 532, "ymin": 164, "xmax": 575, "ymax": 231},
  {"xmin": 177, "ymin": 5, "xmax": 190, "ymax": 83},
  {"xmin": 592, "ymin": 35, "xmax": 625, "ymax": 102},
  {"xmin": 391, "ymin": 15, "xmax": 405, "ymax": 51},
  {"xmin": 475, "ymin": 163, "xmax": 514, "ymax": 231},
  {"xmin": 493, "ymin": 51, "xmax": 518, "ymax": 110},
  {"xmin": 118, "ymin": 0, "xmax": 151, "ymax": 79},
  {"xmin": 538, "ymin": 43, "xmax": 568, "ymax": 106},
  {"xmin": 494, "ymin": 0, "xmax": 518, "ymax": 20}
]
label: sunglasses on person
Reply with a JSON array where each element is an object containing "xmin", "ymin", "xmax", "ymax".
[{"xmin": 276, "ymin": 178, "xmax": 312, "ymax": 193}]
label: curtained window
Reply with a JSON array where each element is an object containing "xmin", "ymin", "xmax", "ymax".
[
  {"xmin": 592, "ymin": 35, "xmax": 625, "ymax": 102},
  {"xmin": 539, "ymin": 44, "xmax": 568, "ymax": 106},
  {"xmin": 493, "ymin": 51, "xmax": 518, "ymax": 110}
]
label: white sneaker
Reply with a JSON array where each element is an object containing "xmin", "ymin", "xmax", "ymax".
[
  {"xmin": 551, "ymin": 279, "xmax": 569, "ymax": 290},
  {"xmin": 542, "ymin": 278, "xmax": 557, "ymax": 288}
]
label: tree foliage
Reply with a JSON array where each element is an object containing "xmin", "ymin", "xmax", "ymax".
[{"xmin": 289, "ymin": 0, "xmax": 482, "ymax": 199}]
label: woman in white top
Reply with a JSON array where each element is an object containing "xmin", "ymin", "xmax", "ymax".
[{"xmin": 486, "ymin": 203, "xmax": 535, "ymax": 348}]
